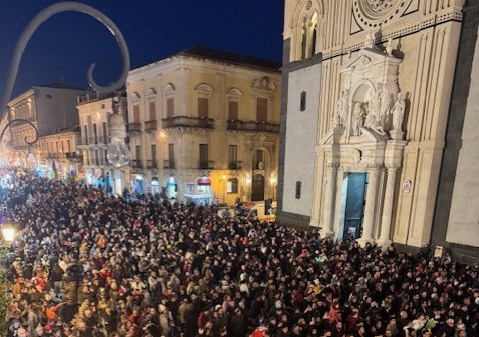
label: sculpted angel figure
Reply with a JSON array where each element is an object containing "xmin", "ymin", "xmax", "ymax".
[{"xmin": 392, "ymin": 92, "xmax": 406, "ymax": 132}]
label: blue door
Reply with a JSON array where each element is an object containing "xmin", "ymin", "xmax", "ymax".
[{"xmin": 343, "ymin": 173, "xmax": 368, "ymax": 240}]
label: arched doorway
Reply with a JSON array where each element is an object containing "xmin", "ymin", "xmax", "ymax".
[{"xmin": 251, "ymin": 174, "xmax": 265, "ymax": 201}]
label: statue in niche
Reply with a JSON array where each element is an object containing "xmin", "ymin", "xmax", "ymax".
[
  {"xmin": 369, "ymin": 114, "xmax": 386, "ymax": 136},
  {"xmin": 352, "ymin": 103, "xmax": 366, "ymax": 136},
  {"xmin": 392, "ymin": 92, "xmax": 406, "ymax": 132},
  {"xmin": 380, "ymin": 88, "xmax": 392, "ymax": 129},
  {"xmin": 332, "ymin": 90, "xmax": 349, "ymax": 128}
]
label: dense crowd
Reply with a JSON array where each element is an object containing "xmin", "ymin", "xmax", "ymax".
[{"xmin": 2, "ymin": 170, "xmax": 479, "ymax": 337}]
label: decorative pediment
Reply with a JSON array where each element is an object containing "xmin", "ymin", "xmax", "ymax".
[{"xmin": 330, "ymin": 40, "xmax": 405, "ymax": 141}]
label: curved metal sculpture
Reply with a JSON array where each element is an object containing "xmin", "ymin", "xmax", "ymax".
[
  {"xmin": 0, "ymin": 1, "xmax": 130, "ymax": 145},
  {"xmin": 0, "ymin": 119, "xmax": 39, "ymax": 145}
]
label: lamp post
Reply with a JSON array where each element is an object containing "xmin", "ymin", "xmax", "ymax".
[{"xmin": 0, "ymin": 2, "xmax": 131, "ymax": 167}]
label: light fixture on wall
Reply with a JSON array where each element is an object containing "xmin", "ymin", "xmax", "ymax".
[{"xmin": 0, "ymin": 2, "xmax": 130, "ymax": 167}]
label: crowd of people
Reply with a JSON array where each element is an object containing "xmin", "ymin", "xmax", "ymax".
[{"xmin": 2, "ymin": 170, "xmax": 479, "ymax": 337}]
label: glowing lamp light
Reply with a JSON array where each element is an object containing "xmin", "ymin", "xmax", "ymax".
[{"xmin": 2, "ymin": 224, "xmax": 15, "ymax": 242}]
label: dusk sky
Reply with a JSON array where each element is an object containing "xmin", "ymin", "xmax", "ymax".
[{"xmin": 0, "ymin": 0, "xmax": 284, "ymax": 99}]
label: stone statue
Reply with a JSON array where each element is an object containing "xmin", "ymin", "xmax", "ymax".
[
  {"xmin": 392, "ymin": 92, "xmax": 406, "ymax": 132},
  {"xmin": 333, "ymin": 90, "xmax": 349, "ymax": 128},
  {"xmin": 369, "ymin": 114, "xmax": 386, "ymax": 136},
  {"xmin": 352, "ymin": 103, "xmax": 366, "ymax": 136},
  {"xmin": 380, "ymin": 89, "xmax": 392, "ymax": 129}
]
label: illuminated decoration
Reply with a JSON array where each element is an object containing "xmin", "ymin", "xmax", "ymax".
[
  {"xmin": 0, "ymin": 2, "xmax": 130, "ymax": 166},
  {"xmin": 1, "ymin": 224, "xmax": 15, "ymax": 243}
]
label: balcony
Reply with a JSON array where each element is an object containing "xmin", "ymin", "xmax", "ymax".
[
  {"xmin": 128, "ymin": 122, "xmax": 142, "ymax": 133},
  {"xmin": 198, "ymin": 160, "xmax": 214, "ymax": 170},
  {"xmin": 145, "ymin": 120, "xmax": 157, "ymax": 131},
  {"xmin": 87, "ymin": 137, "xmax": 107, "ymax": 145},
  {"xmin": 131, "ymin": 159, "xmax": 143, "ymax": 169},
  {"xmin": 46, "ymin": 153, "xmax": 59, "ymax": 159},
  {"xmin": 228, "ymin": 161, "xmax": 242, "ymax": 170},
  {"xmin": 164, "ymin": 159, "xmax": 176, "ymax": 169},
  {"xmin": 65, "ymin": 152, "xmax": 83, "ymax": 162},
  {"xmin": 146, "ymin": 160, "xmax": 158, "ymax": 169},
  {"xmin": 162, "ymin": 116, "xmax": 214, "ymax": 129},
  {"xmin": 227, "ymin": 120, "xmax": 280, "ymax": 133}
]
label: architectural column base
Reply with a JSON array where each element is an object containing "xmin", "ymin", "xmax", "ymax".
[
  {"xmin": 376, "ymin": 238, "xmax": 393, "ymax": 249},
  {"xmin": 320, "ymin": 228, "xmax": 334, "ymax": 238},
  {"xmin": 356, "ymin": 237, "xmax": 374, "ymax": 248},
  {"xmin": 389, "ymin": 130, "xmax": 405, "ymax": 140}
]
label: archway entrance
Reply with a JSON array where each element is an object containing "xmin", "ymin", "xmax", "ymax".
[
  {"xmin": 342, "ymin": 172, "xmax": 368, "ymax": 240},
  {"xmin": 251, "ymin": 174, "xmax": 265, "ymax": 201}
]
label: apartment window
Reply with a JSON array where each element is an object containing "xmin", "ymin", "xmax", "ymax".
[
  {"xmin": 83, "ymin": 125, "xmax": 88, "ymax": 145},
  {"xmin": 93, "ymin": 124, "xmax": 98, "ymax": 144},
  {"xmin": 151, "ymin": 144, "xmax": 157, "ymax": 164},
  {"xmin": 227, "ymin": 178, "xmax": 238, "ymax": 194},
  {"xmin": 295, "ymin": 181, "xmax": 302, "ymax": 199},
  {"xmin": 102, "ymin": 122, "xmax": 108, "ymax": 144},
  {"xmin": 166, "ymin": 98, "xmax": 174, "ymax": 118},
  {"xmin": 168, "ymin": 143, "xmax": 175, "ymax": 167},
  {"xmin": 300, "ymin": 91, "xmax": 307, "ymax": 111},
  {"xmin": 103, "ymin": 149, "xmax": 108, "ymax": 163},
  {"xmin": 67, "ymin": 140, "xmax": 71, "ymax": 153},
  {"xmin": 149, "ymin": 101, "xmax": 156, "ymax": 121},
  {"xmin": 199, "ymin": 144, "xmax": 209, "ymax": 169},
  {"xmin": 228, "ymin": 145, "xmax": 238, "ymax": 169},
  {"xmin": 256, "ymin": 97, "xmax": 267, "ymax": 122},
  {"xmin": 135, "ymin": 145, "xmax": 141, "ymax": 160},
  {"xmin": 133, "ymin": 104, "xmax": 140, "ymax": 123},
  {"xmin": 228, "ymin": 101, "xmax": 238, "ymax": 120},
  {"xmin": 198, "ymin": 97, "xmax": 209, "ymax": 118},
  {"xmin": 95, "ymin": 150, "xmax": 99, "ymax": 166}
]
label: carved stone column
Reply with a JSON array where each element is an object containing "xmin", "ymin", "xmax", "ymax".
[
  {"xmin": 358, "ymin": 164, "xmax": 381, "ymax": 246},
  {"xmin": 377, "ymin": 164, "xmax": 400, "ymax": 248},
  {"xmin": 321, "ymin": 163, "xmax": 338, "ymax": 237}
]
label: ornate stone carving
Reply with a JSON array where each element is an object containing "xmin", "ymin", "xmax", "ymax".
[
  {"xmin": 352, "ymin": 102, "xmax": 367, "ymax": 136},
  {"xmin": 333, "ymin": 90, "xmax": 349, "ymax": 128},
  {"xmin": 353, "ymin": 0, "xmax": 412, "ymax": 29},
  {"xmin": 364, "ymin": 0, "xmax": 395, "ymax": 13},
  {"xmin": 392, "ymin": 92, "xmax": 406, "ymax": 132}
]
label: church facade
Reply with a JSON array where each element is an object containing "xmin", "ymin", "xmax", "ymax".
[{"xmin": 277, "ymin": 0, "xmax": 479, "ymax": 261}]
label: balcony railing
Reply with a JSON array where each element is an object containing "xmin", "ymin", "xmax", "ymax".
[
  {"xmin": 228, "ymin": 161, "xmax": 242, "ymax": 170},
  {"xmin": 162, "ymin": 116, "xmax": 214, "ymax": 129},
  {"xmin": 77, "ymin": 91, "xmax": 115, "ymax": 104},
  {"xmin": 46, "ymin": 153, "xmax": 59, "ymax": 159},
  {"xmin": 198, "ymin": 160, "xmax": 214, "ymax": 170},
  {"xmin": 65, "ymin": 152, "xmax": 83, "ymax": 162},
  {"xmin": 131, "ymin": 159, "xmax": 143, "ymax": 168},
  {"xmin": 145, "ymin": 120, "xmax": 157, "ymax": 131},
  {"xmin": 227, "ymin": 119, "xmax": 280, "ymax": 133},
  {"xmin": 146, "ymin": 160, "xmax": 158, "ymax": 169},
  {"xmin": 128, "ymin": 122, "xmax": 142, "ymax": 132},
  {"xmin": 164, "ymin": 160, "xmax": 176, "ymax": 169}
]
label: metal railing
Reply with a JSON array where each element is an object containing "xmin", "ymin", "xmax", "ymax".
[
  {"xmin": 145, "ymin": 120, "xmax": 157, "ymax": 131},
  {"xmin": 131, "ymin": 159, "xmax": 143, "ymax": 168},
  {"xmin": 198, "ymin": 160, "xmax": 214, "ymax": 169},
  {"xmin": 162, "ymin": 116, "xmax": 214, "ymax": 129},
  {"xmin": 164, "ymin": 159, "xmax": 175, "ymax": 169},
  {"xmin": 227, "ymin": 119, "xmax": 280, "ymax": 133},
  {"xmin": 146, "ymin": 160, "xmax": 157, "ymax": 169}
]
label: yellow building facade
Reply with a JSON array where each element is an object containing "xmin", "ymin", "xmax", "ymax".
[{"xmin": 126, "ymin": 46, "xmax": 281, "ymax": 204}]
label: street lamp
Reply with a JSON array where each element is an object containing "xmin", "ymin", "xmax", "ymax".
[
  {"xmin": 0, "ymin": 2, "xmax": 131, "ymax": 167},
  {"xmin": 1, "ymin": 224, "xmax": 16, "ymax": 243}
]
